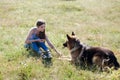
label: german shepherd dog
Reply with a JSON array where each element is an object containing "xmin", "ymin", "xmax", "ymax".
[{"xmin": 63, "ymin": 32, "xmax": 119, "ymax": 71}]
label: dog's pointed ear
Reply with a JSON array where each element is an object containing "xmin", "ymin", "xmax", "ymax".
[
  {"xmin": 72, "ymin": 32, "xmax": 75, "ymax": 36},
  {"xmin": 67, "ymin": 34, "xmax": 71, "ymax": 40}
]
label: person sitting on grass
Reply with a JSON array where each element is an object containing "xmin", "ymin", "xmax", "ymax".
[{"xmin": 24, "ymin": 19, "xmax": 61, "ymax": 59}]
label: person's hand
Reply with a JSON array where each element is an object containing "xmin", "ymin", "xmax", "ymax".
[
  {"xmin": 27, "ymin": 40, "xmax": 32, "ymax": 43},
  {"xmin": 55, "ymin": 50, "xmax": 62, "ymax": 57},
  {"xmin": 58, "ymin": 52, "xmax": 62, "ymax": 57},
  {"xmin": 40, "ymin": 39, "xmax": 45, "ymax": 42},
  {"xmin": 37, "ymin": 39, "xmax": 45, "ymax": 42}
]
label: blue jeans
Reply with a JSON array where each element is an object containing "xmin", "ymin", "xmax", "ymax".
[
  {"xmin": 24, "ymin": 42, "xmax": 49, "ymax": 55},
  {"xmin": 24, "ymin": 34, "xmax": 49, "ymax": 55},
  {"xmin": 31, "ymin": 42, "xmax": 48, "ymax": 54}
]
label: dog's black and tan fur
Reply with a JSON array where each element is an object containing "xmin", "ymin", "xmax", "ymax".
[{"xmin": 63, "ymin": 32, "xmax": 119, "ymax": 70}]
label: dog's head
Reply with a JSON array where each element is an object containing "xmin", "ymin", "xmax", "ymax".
[{"xmin": 63, "ymin": 32, "xmax": 81, "ymax": 50}]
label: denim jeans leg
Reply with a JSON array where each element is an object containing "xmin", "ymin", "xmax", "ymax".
[
  {"xmin": 30, "ymin": 42, "xmax": 41, "ymax": 55},
  {"xmin": 38, "ymin": 42, "xmax": 49, "ymax": 51}
]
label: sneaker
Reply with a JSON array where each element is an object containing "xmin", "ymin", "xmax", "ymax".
[
  {"xmin": 42, "ymin": 54, "xmax": 47, "ymax": 60},
  {"xmin": 47, "ymin": 53, "xmax": 52, "ymax": 59},
  {"xmin": 45, "ymin": 50, "xmax": 52, "ymax": 59}
]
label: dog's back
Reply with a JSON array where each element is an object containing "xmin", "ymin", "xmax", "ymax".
[{"xmin": 81, "ymin": 46, "xmax": 120, "ymax": 69}]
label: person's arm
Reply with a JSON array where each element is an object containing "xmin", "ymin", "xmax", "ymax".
[
  {"xmin": 25, "ymin": 29, "xmax": 43, "ymax": 44},
  {"xmin": 45, "ymin": 35, "xmax": 62, "ymax": 56}
]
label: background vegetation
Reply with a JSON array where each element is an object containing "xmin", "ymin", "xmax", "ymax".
[{"xmin": 0, "ymin": 0, "xmax": 120, "ymax": 80}]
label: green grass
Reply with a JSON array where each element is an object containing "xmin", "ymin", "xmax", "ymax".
[{"xmin": 0, "ymin": 0, "xmax": 120, "ymax": 80}]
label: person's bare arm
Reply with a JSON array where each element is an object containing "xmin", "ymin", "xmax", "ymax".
[
  {"xmin": 25, "ymin": 29, "xmax": 44, "ymax": 44},
  {"xmin": 45, "ymin": 35, "xmax": 62, "ymax": 56}
]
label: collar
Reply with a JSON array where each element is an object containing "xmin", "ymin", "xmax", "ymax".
[
  {"xmin": 70, "ymin": 46, "xmax": 80, "ymax": 53},
  {"xmin": 78, "ymin": 43, "xmax": 92, "ymax": 58},
  {"xmin": 78, "ymin": 46, "xmax": 85, "ymax": 58},
  {"xmin": 70, "ymin": 42, "xmax": 85, "ymax": 53},
  {"xmin": 70, "ymin": 42, "xmax": 87, "ymax": 54}
]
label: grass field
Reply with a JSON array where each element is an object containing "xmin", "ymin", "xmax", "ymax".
[{"xmin": 0, "ymin": 0, "xmax": 120, "ymax": 80}]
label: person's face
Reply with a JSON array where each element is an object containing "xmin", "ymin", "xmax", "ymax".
[{"xmin": 37, "ymin": 24, "xmax": 45, "ymax": 32}]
